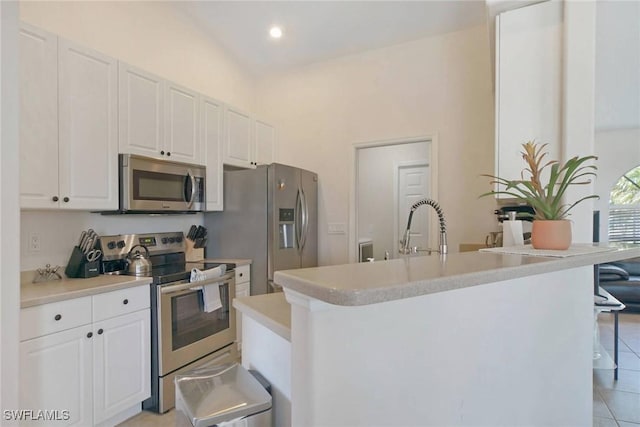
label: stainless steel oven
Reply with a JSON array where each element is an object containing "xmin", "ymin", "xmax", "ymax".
[
  {"xmin": 99, "ymin": 232, "xmax": 237, "ymax": 414},
  {"xmin": 155, "ymin": 273, "xmax": 236, "ymax": 413},
  {"xmin": 158, "ymin": 273, "xmax": 235, "ymax": 375}
]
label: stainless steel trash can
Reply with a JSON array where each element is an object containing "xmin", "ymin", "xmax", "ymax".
[{"xmin": 175, "ymin": 363, "xmax": 272, "ymax": 427}]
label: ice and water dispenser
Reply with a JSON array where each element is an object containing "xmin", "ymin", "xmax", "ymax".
[{"xmin": 279, "ymin": 208, "xmax": 295, "ymax": 249}]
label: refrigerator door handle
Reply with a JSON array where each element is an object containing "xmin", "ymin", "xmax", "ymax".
[
  {"xmin": 300, "ymin": 188, "xmax": 309, "ymax": 251},
  {"xmin": 295, "ymin": 188, "xmax": 303, "ymax": 252}
]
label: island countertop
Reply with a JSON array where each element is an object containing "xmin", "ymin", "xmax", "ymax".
[{"xmin": 273, "ymin": 243, "xmax": 640, "ymax": 306}]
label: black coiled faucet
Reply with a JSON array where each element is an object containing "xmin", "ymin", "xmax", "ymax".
[{"xmin": 399, "ymin": 198, "xmax": 448, "ymax": 255}]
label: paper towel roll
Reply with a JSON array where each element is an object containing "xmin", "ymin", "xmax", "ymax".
[{"xmin": 502, "ymin": 220, "xmax": 524, "ymax": 247}]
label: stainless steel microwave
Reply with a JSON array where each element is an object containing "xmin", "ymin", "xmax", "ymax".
[{"xmin": 119, "ymin": 154, "xmax": 205, "ymax": 212}]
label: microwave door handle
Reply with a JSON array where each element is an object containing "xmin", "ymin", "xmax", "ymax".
[{"xmin": 185, "ymin": 169, "xmax": 197, "ymax": 208}]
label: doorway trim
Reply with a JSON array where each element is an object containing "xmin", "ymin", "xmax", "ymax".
[{"xmin": 349, "ymin": 135, "xmax": 438, "ymax": 263}]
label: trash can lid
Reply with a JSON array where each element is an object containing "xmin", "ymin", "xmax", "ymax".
[{"xmin": 175, "ymin": 363, "xmax": 272, "ymax": 427}]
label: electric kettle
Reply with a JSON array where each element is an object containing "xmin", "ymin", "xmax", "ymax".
[{"xmin": 127, "ymin": 244, "xmax": 152, "ymax": 277}]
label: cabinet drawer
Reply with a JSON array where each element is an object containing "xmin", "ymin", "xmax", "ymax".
[
  {"xmin": 235, "ymin": 264, "xmax": 250, "ymax": 284},
  {"xmin": 93, "ymin": 285, "xmax": 150, "ymax": 322},
  {"xmin": 20, "ymin": 296, "xmax": 92, "ymax": 341},
  {"xmin": 235, "ymin": 282, "xmax": 250, "ymax": 298}
]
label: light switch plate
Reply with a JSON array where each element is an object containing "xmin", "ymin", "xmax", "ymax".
[{"xmin": 327, "ymin": 223, "xmax": 346, "ymax": 235}]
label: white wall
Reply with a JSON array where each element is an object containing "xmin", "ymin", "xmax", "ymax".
[
  {"xmin": 595, "ymin": 0, "xmax": 640, "ymax": 131},
  {"xmin": 20, "ymin": 211, "xmax": 204, "ymax": 271},
  {"xmin": 19, "ymin": 1, "xmax": 256, "ymax": 112},
  {"xmin": 592, "ymin": 1, "xmax": 640, "ymax": 239},
  {"xmin": 1, "ymin": 0, "xmax": 20, "ymax": 415},
  {"xmin": 255, "ymin": 25, "xmax": 497, "ymax": 265},
  {"xmin": 594, "ymin": 128, "xmax": 640, "ymax": 241}
]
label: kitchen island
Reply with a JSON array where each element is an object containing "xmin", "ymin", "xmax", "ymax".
[{"xmin": 236, "ymin": 244, "xmax": 640, "ymax": 427}]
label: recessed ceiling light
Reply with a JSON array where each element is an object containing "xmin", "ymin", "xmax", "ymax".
[{"xmin": 269, "ymin": 26, "xmax": 283, "ymax": 39}]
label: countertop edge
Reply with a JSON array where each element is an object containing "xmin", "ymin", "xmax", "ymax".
[
  {"xmin": 21, "ymin": 276, "xmax": 153, "ymax": 308},
  {"xmin": 233, "ymin": 294, "xmax": 291, "ymax": 341},
  {"xmin": 274, "ymin": 246, "xmax": 640, "ymax": 307}
]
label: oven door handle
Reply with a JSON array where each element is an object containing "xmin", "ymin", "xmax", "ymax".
[{"xmin": 160, "ymin": 274, "xmax": 233, "ymax": 295}]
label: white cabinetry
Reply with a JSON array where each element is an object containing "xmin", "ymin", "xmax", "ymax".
[
  {"xmin": 223, "ymin": 107, "xmax": 277, "ymax": 169},
  {"xmin": 19, "ymin": 285, "xmax": 150, "ymax": 427},
  {"xmin": 234, "ymin": 264, "xmax": 251, "ymax": 351},
  {"xmin": 119, "ymin": 63, "xmax": 202, "ymax": 164},
  {"xmin": 201, "ymin": 96, "xmax": 224, "ymax": 211},
  {"xmin": 223, "ymin": 106, "xmax": 254, "ymax": 168},
  {"xmin": 19, "ymin": 24, "xmax": 118, "ymax": 210},
  {"xmin": 254, "ymin": 120, "xmax": 277, "ymax": 166},
  {"xmin": 495, "ymin": 1, "xmax": 563, "ymax": 187}
]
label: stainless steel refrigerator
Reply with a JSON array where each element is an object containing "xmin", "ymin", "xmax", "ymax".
[{"xmin": 204, "ymin": 163, "xmax": 318, "ymax": 295}]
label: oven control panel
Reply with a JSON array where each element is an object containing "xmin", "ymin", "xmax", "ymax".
[{"xmin": 99, "ymin": 232, "xmax": 186, "ymax": 261}]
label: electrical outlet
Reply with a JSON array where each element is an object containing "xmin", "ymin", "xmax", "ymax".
[{"xmin": 28, "ymin": 233, "xmax": 41, "ymax": 252}]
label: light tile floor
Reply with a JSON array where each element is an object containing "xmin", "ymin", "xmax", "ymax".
[
  {"xmin": 594, "ymin": 312, "xmax": 640, "ymax": 427},
  {"xmin": 119, "ymin": 312, "xmax": 640, "ymax": 427}
]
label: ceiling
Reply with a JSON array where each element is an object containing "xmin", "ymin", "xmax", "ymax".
[{"xmin": 172, "ymin": 1, "xmax": 488, "ymax": 76}]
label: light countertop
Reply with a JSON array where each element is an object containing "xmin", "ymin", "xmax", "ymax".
[
  {"xmin": 274, "ymin": 243, "xmax": 640, "ymax": 307},
  {"xmin": 233, "ymin": 293, "xmax": 291, "ymax": 341},
  {"xmin": 21, "ymin": 272, "xmax": 152, "ymax": 308},
  {"xmin": 21, "ymin": 258, "xmax": 251, "ymax": 308}
]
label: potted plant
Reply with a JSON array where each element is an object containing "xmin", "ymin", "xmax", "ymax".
[{"xmin": 481, "ymin": 141, "xmax": 598, "ymax": 250}]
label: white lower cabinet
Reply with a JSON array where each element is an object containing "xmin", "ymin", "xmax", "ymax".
[
  {"xmin": 19, "ymin": 285, "xmax": 150, "ymax": 427},
  {"xmin": 234, "ymin": 264, "xmax": 251, "ymax": 351},
  {"xmin": 93, "ymin": 310, "xmax": 150, "ymax": 425},
  {"xmin": 20, "ymin": 326, "xmax": 93, "ymax": 426}
]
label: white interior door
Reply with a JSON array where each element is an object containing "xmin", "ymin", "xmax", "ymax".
[{"xmin": 396, "ymin": 163, "xmax": 430, "ymax": 251}]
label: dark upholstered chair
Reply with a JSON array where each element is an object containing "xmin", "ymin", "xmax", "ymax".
[{"xmin": 600, "ymin": 258, "xmax": 640, "ymax": 313}]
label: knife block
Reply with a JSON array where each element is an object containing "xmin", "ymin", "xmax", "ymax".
[
  {"xmin": 65, "ymin": 246, "xmax": 100, "ymax": 278},
  {"xmin": 185, "ymin": 239, "xmax": 204, "ymax": 262}
]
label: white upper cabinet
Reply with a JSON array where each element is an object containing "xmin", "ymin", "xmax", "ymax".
[
  {"xmin": 254, "ymin": 120, "xmax": 276, "ymax": 166},
  {"xmin": 118, "ymin": 63, "xmax": 165, "ymax": 159},
  {"xmin": 119, "ymin": 63, "xmax": 202, "ymax": 164},
  {"xmin": 223, "ymin": 106, "xmax": 254, "ymax": 168},
  {"xmin": 19, "ymin": 24, "xmax": 59, "ymax": 209},
  {"xmin": 165, "ymin": 82, "xmax": 200, "ymax": 163},
  {"xmin": 58, "ymin": 39, "xmax": 118, "ymax": 210},
  {"xmin": 19, "ymin": 24, "xmax": 118, "ymax": 210},
  {"xmin": 495, "ymin": 1, "xmax": 562, "ymax": 188},
  {"xmin": 202, "ymin": 95, "xmax": 224, "ymax": 211},
  {"xmin": 223, "ymin": 107, "xmax": 277, "ymax": 169}
]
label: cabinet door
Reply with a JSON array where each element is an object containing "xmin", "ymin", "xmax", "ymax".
[
  {"xmin": 93, "ymin": 309, "xmax": 150, "ymax": 425},
  {"xmin": 118, "ymin": 63, "xmax": 164, "ymax": 159},
  {"xmin": 223, "ymin": 106, "xmax": 254, "ymax": 168},
  {"xmin": 495, "ymin": 1, "xmax": 562, "ymax": 188},
  {"xmin": 254, "ymin": 120, "xmax": 276, "ymax": 166},
  {"xmin": 235, "ymin": 282, "xmax": 251, "ymax": 350},
  {"xmin": 165, "ymin": 82, "xmax": 201, "ymax": 164},
  {"xmin": 202, "ymin": 96, "xmax": 224, "ymax": 211},
  {"xmin": 20, "ymin": 326, "xmax": 93, "ymax": 427},
  {"xmin": 19, "ymin": 24, "xmax": 59, "ymax": 209},
  {"xmin": 58, "ymin": 39, "xmax": 118, "ymax": 210}
]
